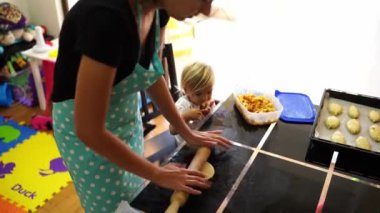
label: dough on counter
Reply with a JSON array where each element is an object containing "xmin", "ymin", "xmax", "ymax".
[
  {"xmin": 369, "ymin": 124, "xmax": 380, "ymax": 142},
  {"xmin": 348, "ymin": 105, "xmax": 360, "ymax": 119},
  {"xmin": 331, "ymin": 131, "xmax": 346, "ymax": 144},
  {"xmin": 328, "ymin": 102, "xmax": 343, "ymax": 116},
  {"xmin": 368, "ymin": 110, "xmax": 380, "ymax": 123},
  {"xmin": 346, "ymin": 119, "xmax": 361, "ymax": 134},
  {"xmin": 355, "ymin": 136, "xmax": 371, "ymax": 151},
  {"xmin": 200, "ymin": 161, "xmax": 215, "ymax": 180},
  {"xmin": 324, "ymin": 116, "xmax": 340, "ymax": 129}
]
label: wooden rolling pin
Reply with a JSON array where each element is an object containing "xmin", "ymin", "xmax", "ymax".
[{"xmin": 165, "ymin": 147, "xmax": 211, "ymax": 213}]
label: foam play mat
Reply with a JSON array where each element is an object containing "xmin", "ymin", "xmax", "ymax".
[
  {"xmin": 0, "ymin": 117, "xmax": 37, "ymax": 156},
  {"xmin": 0, "ymin": 132, "xmax": 72, "ymax": 212},
  {"xmin": 0, "ymin": 195, "xmax": 27, "ymax": 213}
]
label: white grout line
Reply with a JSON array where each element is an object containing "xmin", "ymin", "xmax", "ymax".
[
  {"xmin": 229, "ymin": 140, "xmax": 255, "ymax": 151},
  {"xmin": 216, "ymin": 123, "xmax": 276, "ymax": 213},
  {"xmin": 258, "ymin": 149, "xmax": 380, "ymax": 189},
  {"xmin": 316, "ymin": 151, "xmax": 339, "ymax": 213},
  {"xmin": 258, "ymin": 149, "xmax": 329, "ymax": 172}
]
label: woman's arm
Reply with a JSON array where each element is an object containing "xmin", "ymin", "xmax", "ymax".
[
  {"xmin": 74, "ymin": 55, "xmax": 209, "ymax": 194},
  {"xmin": 74, "ymin": 55, "xmax": 161, "ymax": 179},
  {"xmin": 147, "ymin": 77, "xmax": 231, "ymax": 149}
]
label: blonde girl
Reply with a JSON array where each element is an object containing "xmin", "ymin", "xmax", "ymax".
[{"xmin": 170, "ymin": 62, "xmax": 216, "ymax": 134}]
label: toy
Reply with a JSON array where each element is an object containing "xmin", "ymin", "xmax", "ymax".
[
  {"xmin": 32, "ymin": 26, "xmax": 50, "ymax": 53},
  {"xmin": 31, "ymin": 115, "xmax": 52, "ymax": 131},
  {"xmin": 8, "ymin": 67, "xmax": 38, "ymax": 107},
  {"xmin": 10, "ymin": 53, "xmax": 28, "ymax": 71},
  {"xmin": 0, "ymin": 2, "xmax": 35, "ymax": 47},
  {"xmin": 0, "ymin": 82, "xmax": 12, "ymax": 107}
]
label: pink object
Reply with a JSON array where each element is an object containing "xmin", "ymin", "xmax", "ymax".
[
  {"xmin": 31, "ymin": 115, "xmax": 52, "ymax": 131},
  {"xmin": 45, "ymin": 40, "xmax": 53, "ymax": 46},
  {"xmin": 315, "ymin": 200, "xmax": 324, "ymax": 213},
  {"xmin": 42, "ymin": 60, "xmax": 55, "ymax": 116}
]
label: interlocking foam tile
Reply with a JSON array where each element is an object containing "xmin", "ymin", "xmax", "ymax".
[
  {"xmin": 0, "ymin": 132, "xmax": 72, "ymax": 212},
  {"xmin": 0, "ymin": 116, "xmax": 37, "ymax": 156},
  {"xmin": 0, "ymin": 195, "xmax": 27, "ymax": 213}
]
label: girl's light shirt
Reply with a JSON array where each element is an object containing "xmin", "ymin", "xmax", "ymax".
[{"xmin": 174, "ymin": 95, "xmax": 203, "ymax": 145}]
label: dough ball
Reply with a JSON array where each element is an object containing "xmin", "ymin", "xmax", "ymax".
[
  {"xmin": 346, "ymin": 119, "xmax": 361, "ymax": 135},
  {"xmin": 328, "ymin": 102, "xmax": 343, "ymax": 116},
  {"xmin": 369, "ymin": 124, "xmax": 380, "ymax": 142},
  {"xmin": 331, "ymin": 131, "xmax": 346, "ymax": 144},
  {"xmin": 355, "ymin": 136, "xmax": 371, "ymax": 151},
  {"xmin": 348, "ymin": 105, "xmax": 360, "ymax": 119},
  {"xmin": 368, "ymin": 110, "xmax": 380, "ymax": 123},
  {"xmin": 200, "ymin": 161, "xmax": 215, "ymax": 180},
  {"xmin": 324, "ymin": 116, "xmax": 340, "ymax": 129}
]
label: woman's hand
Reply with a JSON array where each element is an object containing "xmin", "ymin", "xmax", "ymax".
[
  {"xmin": 153, "ymin": 164, "xmax": 211, "ymax": 195},
  {"xmin": 182, "ymin": 130, "xmax": 232, "ymax": 149}
]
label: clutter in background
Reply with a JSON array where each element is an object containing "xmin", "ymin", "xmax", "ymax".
[{"xmin": 0, "ymin": 2, "xmax": 53, "ymax": 108}]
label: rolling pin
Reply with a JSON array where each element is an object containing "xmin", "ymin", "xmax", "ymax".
[{"xmin": 165, "ymin": 147, "xmax": 211, "ymax": 213}]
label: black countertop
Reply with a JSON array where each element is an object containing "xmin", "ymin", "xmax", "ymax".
[{"xmin": 132, "ymin": 94, "xmax": 380, "ymax": 213}]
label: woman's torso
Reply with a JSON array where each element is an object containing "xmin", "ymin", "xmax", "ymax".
[{"xmin": 52, "ymin": 0, "xmax": 168, "ymax": 102}]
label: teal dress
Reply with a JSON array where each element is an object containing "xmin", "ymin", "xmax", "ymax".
[{"xmin": 52, "ymin": 8, "xmax": 164, "ymax": 213}]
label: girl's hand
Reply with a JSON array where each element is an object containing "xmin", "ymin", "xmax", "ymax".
[
  {"xmin": 182, "ymin": 130, "xmax": 232, "ymax": 149},
  {"xmin": 183, "ymin": 109, "xmax": 204, "ymax": 121},
  {"xmin": 200, "ymin": 100, "xmax": 216, "ymax": 116},
  {"xmin": 201, "ymin": 106, "xmax": 212, "ymax": 116},
  {"xmin": 153, "ymin": 164, "xmax": 211, "ymax": 195}
]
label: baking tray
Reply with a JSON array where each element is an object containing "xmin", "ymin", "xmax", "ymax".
[{"xmin": 306, "ymin": 89, "xmax": 380, "ymax": 180}]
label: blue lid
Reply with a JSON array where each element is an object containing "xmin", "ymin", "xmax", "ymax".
[{"xmin": 275, "ymin": 90, "xmax": 316, "ymax": 123}]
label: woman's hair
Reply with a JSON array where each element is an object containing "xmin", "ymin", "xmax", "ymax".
[{"xmin": 180, "ymin": 62, "xmax": 215, "ymax": 95}]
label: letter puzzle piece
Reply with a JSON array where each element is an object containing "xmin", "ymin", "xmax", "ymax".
[
  {"xmin": 0, "ymin": 132, "xmax": 72, "ymax": 212},
  {"xmin": 0, "ymin": 116, "xmax": 37, "ymax": 156}
]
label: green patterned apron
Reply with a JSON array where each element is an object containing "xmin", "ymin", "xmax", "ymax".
[{"xmin": 52, "ymin": 5, "xmax": 164, "ymax": 212}]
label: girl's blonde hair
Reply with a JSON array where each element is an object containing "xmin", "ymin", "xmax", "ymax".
[{"xmin": 180, "ymin": 62, "xmax": 215, "ymax": 95}]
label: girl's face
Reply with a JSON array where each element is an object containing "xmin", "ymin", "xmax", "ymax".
[
  {"xmin": 162, "ymin": 0, "xmax": 212, "ymax": 20},
  {"xmin": 185, "ymin": 85, "xmax": 213, "ymax": 106}
]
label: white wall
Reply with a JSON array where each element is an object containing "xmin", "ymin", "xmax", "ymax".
[
  {"xmin": 191, "ymin": 0, "xmax": 380, "ymax": 104},
  {"xmin": 67, "ymin": 0, "xmax": 78, "ymax": 9},
  {"xmin": 4, "ymin": 0, "xmax": 63, "ymax": 37},
  {"xmin": 26, "ymin": 0, "xmax": 63, "ymax": 37},
  {"xmin": 7, "ymin": 0, "xmax": 380, "ymax": 104}
]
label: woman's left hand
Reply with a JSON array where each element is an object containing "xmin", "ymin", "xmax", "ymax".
[{"xmin": 182, "ymin": 130, "xmax": 232, "ymax": 149}]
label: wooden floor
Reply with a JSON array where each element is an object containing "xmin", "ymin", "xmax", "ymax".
[{"xmin": 0, "ymin": 103, "xmax": 169, "ymax": 212}]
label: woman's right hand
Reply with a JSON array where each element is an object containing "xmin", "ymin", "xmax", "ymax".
[{"xmin": 152, "ymin": 164, "xmax": 211, "ymax": 195}]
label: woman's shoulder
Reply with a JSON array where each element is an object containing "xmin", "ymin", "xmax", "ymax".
[
  {"xmin": 70, "ymin": 0, "xmax": 133, "ymax": 22},
  {"xmin": 67, "ymin": 0, "xmax": 135, "ymax": 43},
  {"xmin": 158, "ymin": 9, "xmax": 170, "ymax": 27},
  {"xmin": 76, "ymin": 0, "xmax": 129, "ymax": 9}
]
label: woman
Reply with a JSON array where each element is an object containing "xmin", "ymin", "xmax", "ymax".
[{"xmin": 52, "ymin": 0, "xmax": 231, "ymax": 212}]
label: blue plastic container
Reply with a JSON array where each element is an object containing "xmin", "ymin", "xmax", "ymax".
[
  {"xmin": 275, "ymin": 90, "xmax": 316, "ymax": 123},
  {"xmin": 0, "ymin": 83, "xmax": 13, "ymax": 107}
]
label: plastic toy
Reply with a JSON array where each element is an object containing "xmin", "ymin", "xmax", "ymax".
[
  {"xmin": 32, "ymin": 26, "xmax": 50, "ymax": 53},
  {"xmin": 0, "ymin": 82, "xmax": 13, "ymax": 107},
  {"xmin": 0, "ymin": 3, "xmax": 35, "ymax": 47},
  {"xmin": 31, "ymin": 115, "xmax": 52, "ymax": 131},
  {"xmin": 10, "ymin": 53, "xmax": 28, "ymax": 71}
]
